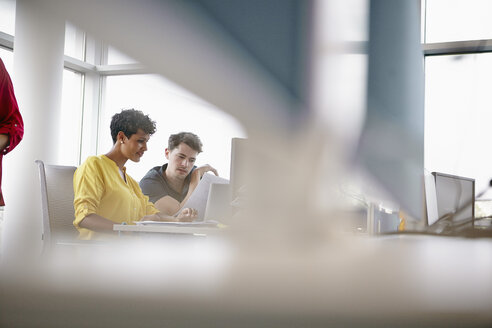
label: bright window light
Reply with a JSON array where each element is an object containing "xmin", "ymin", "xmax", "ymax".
[
  {"xmin": 0, "ymin": 0, "xmax": 15, "ymax": 36},
  {"xmin": 425, "ymin": 0, "xmax": 492, "ymax": 43},
  {"xmin": 59, "ymin": 69, "xmax": 84, "ymax": 165},
  {"xmin": 425, "ymin": 53, "xmax": 492, "ymax": 197},
  {"xmin": 100, "ymin": 74, "xmax": 247, "ymax": 181}
]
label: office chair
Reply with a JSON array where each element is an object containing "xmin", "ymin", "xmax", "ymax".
[{"xmin": 35, "ymin": 160, "xmax": 78, "ymax": 249}]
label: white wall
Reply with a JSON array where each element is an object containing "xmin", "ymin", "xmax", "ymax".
[{"xmin": 1, "ymin": 0, "xmax": 65, "ymax": 259}]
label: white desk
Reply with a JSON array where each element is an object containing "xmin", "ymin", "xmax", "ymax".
[
  {"xmin": 113, "ymin": 223, "xmax": 222, "ymax": 236},
  {"xmin": 1, "ymin": 232, "xmax": 491, "ymax": 327}
]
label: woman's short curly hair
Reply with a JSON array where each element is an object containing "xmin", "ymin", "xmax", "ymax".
[{"xmin": 110, "ymin": 109, "xmax": 156, "ymax": 144}]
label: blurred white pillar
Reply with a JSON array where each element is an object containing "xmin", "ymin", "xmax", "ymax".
[{"xmin": 1, "ymin": 0, "xmax": 64, "ymax": 259}]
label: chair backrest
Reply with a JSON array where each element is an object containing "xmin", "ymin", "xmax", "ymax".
[{"xmin": 35, "ymin": 160, "xmax": 78, "ymax": 246}]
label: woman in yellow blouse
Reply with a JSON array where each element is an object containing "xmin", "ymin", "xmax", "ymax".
[{"xmin": 73, "ymin": 109, "xmax": 196, "ymax": 239}]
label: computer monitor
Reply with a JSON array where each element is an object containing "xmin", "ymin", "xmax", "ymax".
[
  {"xmin": 432, "ymin": 172, "xmax": 475, "ymax": 230},
  {"xmin": 229, "ymin": 137, "xmax": 248, "ymax": 201}
]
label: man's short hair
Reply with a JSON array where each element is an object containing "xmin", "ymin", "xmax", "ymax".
[
  {"xmin": 110, "ymin": 109, "xmax": 156, "ymax": 144},
  {"xmin": 168, "ymin": 132, "xmax": 203, "ymax": 153}
]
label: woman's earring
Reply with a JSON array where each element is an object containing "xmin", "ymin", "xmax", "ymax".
[{"xmin": 120, "ymin": 141, "xmax": 123, "ymax": 144}]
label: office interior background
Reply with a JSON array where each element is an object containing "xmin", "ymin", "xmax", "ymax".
[
  {"xmin": 0, "ymin": 0, "xmax": 248, "ymax": 182},
  {"xmin": 1, "ymin": 1, "xmax": 492, "ymax": 327},
  {"xmin": 1, "ymin": 0, "xmax": 492, "ymax": 242},
  {"xmin": 2, "ymin": 1, "xmax": 492, "ymax": 182},
  {"xmin": 1, "ymin": 0, "xmax": 492, "ymax": 238}
]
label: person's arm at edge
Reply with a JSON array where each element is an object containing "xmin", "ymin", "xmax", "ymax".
[
  {"xmin": 0, "ymin": 58, "xmax": 24, "ymax": 154},
  {"xmin": 0, "ymin": 134, "xmax": 8, "ymax": 152}
]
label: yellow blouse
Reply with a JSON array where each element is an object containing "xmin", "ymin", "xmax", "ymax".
[{"xmin": 73, "ymin": 155, "xmax": 159, "ymax": 239}]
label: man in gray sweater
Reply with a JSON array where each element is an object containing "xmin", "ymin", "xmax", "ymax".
[{"xmin": 140, "ymin": 132, "xmax": 217, "ymax": 216}]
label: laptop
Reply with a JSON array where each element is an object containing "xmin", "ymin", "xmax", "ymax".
[
  {"xmin": 203, "ymin": 183, "xmax": 232, "ymax": 223},
  {"xmin": 178, "ymin": 173, "xmax": 229, "ymax": 222}
]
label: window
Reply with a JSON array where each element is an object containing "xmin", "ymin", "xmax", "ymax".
[
  {"xmin": 0, "ymin": 0, "xmax": 16, "ymax": 36},
  {"xmin": 0, "ymin": 48, "xmax": 14, "ymax": 79},
  {"xmin": 58, "ymin": 69, "xmax": 84, "ymax": 165},
  {"xmin": 101, "ymin": 74, "xmax": 247, "ymax": 181},
  {"xmin": 425, "ymin": 53, "xmax": 492, "ymax": 184},
  {"xmin": 0, "ymin": 0, "xmax": 15, "ymax": 78},
  {"xmin": 425, "ymin": 0, "xmax": 492, "ymax": 43},
  {"xmin": 57, "ymin": 22, "xmax": 89, "ymax": 166},
  {"xmin": 59, "ymin": 19, "xmax": 248, "ymax": 179},
  {"xmin": 424, "ymin": 0, "xmax": 492, "ymax": 196}
]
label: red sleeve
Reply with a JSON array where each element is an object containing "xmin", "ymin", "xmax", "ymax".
[{"xmin": 0, "ymin": 58, "xmax": 24, "ymax": 155}]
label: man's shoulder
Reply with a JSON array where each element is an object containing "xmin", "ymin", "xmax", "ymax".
[{"xmin": 140, "ymin": 165, "xmax": 164, "ymax": 181}]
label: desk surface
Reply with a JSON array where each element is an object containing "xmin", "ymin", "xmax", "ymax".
[
  {"xmin": 1, "ymin": 233, "xmax": 491, "ymax": 327},
  {"xmin": 113, "ymin": 223, "xmax": 221, "ymax": 235}
]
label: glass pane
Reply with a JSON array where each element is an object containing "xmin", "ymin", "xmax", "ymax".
[
  {"xmin": 425, "ymin": 0, "xmax": 492, "ymax": 43},
  {"xmin": 107, "ymin": 45, "xmax": 138, "ymax": 65},
  {"xmin": 425, "ymin": 53, "xmax": 492, "ymax": 197},
  {"xmin": 0, "ymin": 0, "xmax": 16, "ymax": 36},
  {"xmin": 101, "ymin": 74, "xmax": 247, "ymax": 181},
  {"xmin": 59, "ymin": 69, "xmax": 84, "ymax": 165},
  {"xmin": 316, "ymin": 0, "xmax": 369, "ymax": 43},
  {"xmin": 64, "ymin": 22, "xmax": 85, "ymax": 60}
]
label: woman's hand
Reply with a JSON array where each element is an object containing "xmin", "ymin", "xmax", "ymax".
[
  {"xmin": 175, "ymin": 208, "xmax": 197, "ymax": 222},
  {"xmin": 145, "ymin": 208, "xmax": 198, "ymax": 222}
]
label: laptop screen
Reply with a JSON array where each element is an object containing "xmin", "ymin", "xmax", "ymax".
[{"xmin": 432, "ymin": 172, "xmax": 475, "ymax": 228}]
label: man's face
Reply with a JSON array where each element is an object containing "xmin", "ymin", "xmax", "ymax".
[{"xmin": 165, "ymin": 142, "xmax": 199, "ymax": 180}]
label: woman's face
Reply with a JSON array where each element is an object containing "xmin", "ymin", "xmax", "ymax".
[{"xmin": 121, "ymin": 129, "xmax": 150, "ymax": 162}]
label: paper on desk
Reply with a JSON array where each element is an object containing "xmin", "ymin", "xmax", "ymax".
[
  {"xmin": 135, "ymin": 220, "xmax": 220, "ymax": 227},
  {"xmin": 177, "ymin": 173, "xmax": 229, "ymax": 221}
]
